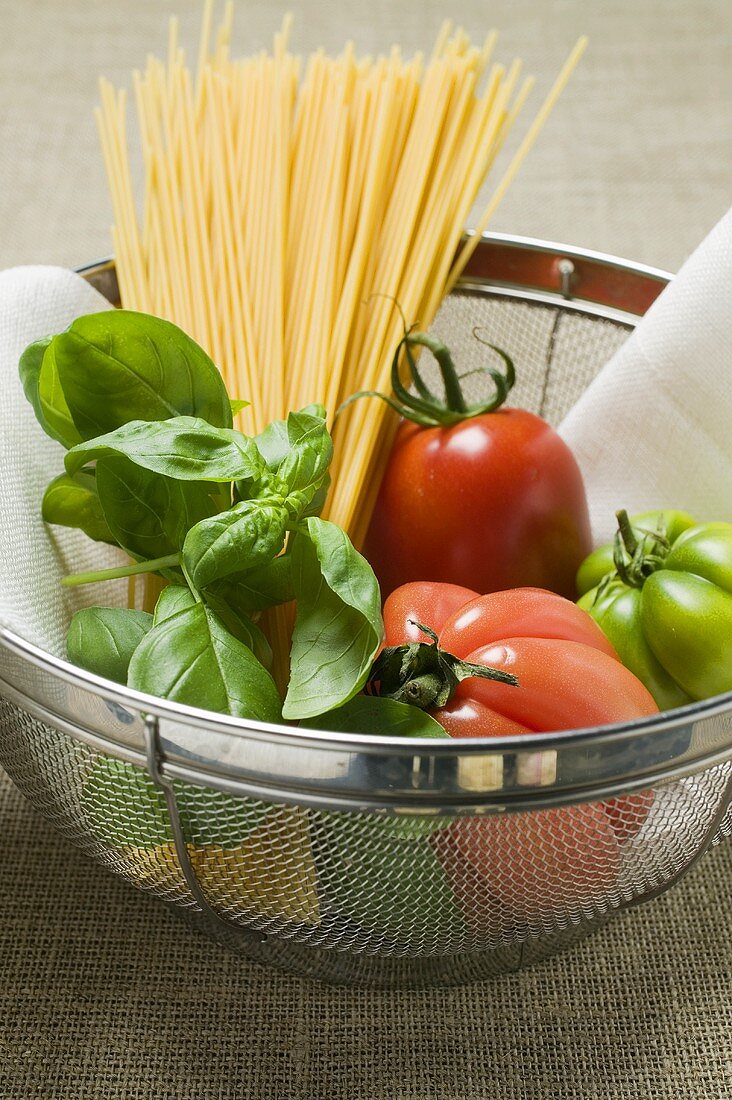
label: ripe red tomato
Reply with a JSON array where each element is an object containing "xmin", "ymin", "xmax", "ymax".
[
  {"xmin": 365, "ymin": 409, "xmax": 592, "ymax": 599},
  {"xmin": 382, "ymin": 583, "xmax": 658, "ymax": 844},
  {"xmin": 434, "ymin": 803, "xmax": 622, "ymax": 924},
  {"xmin": 382, "ymin": 583, "xmax": 656, "ymax": 736},
  {"xmin": 601, "ymin": 791, "xmax": 656, "ymax": 841},
  {"xmin": 382, "ymin": 580, "xmax": 481, "ymax": 646}
]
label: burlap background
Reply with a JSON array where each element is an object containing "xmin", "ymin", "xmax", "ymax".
[{"xmin": 1, "ymin": 0, "xmax": 731, "ymax": 1096}]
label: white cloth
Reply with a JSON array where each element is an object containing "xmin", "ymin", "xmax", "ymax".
[
  {"xmin": 559, "ymin": 207, "xmax": 732, "ymax": 544},
  {"xmin": 0, "ymin": 266, "xmax": 124, "ymax": 657}
]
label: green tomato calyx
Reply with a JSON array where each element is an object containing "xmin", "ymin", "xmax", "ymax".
[
  {"xmin": 612, "ymin": 509, "xmax": 671, "ymax": 590},
  {"xmin": 338, "ymin": 306, "xmax": 516, "ymax": 428},
  {"xmin": 368, "ymin": 620, "xmax": 518, "ymax": 711}
]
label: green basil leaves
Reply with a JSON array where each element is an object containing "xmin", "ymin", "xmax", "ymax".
[
  {"xmin": 22, "ymin": 311, "xmax": 384, "ymax": 729},
  {"xmin": 127, "ymin": 602, "xmax": 281, "ymax": 722},
  {"xmin": 65, "ymin": 416, "xmax": 266, "ymax": 483},
  {"xmin": 284, "ymin": 518, "xmax": 382, "ymax": 719},
  {"xmin": 20, "ymin": 337, "xmax": 82, "ymax": 449},
  {"xmin": 310, "ymin": 696, "xmax": 448, "ymax": 737},
  {"xmin": 183, "ymin": 501, "xmax": 288, "ymax": 588},
  {"xmin": 67, "ymin": 607, "xmax": 153, "ymax": 684},
  {"xmin": 42, "ymin": 471, "xmax": 115, "ymax": 544},
  {"xmin": 53, "ymin": 310, "xmax": 232, "ymax": 437},
  {"xmin": 95, "ymin": 456, "xmax": 216, "ymax": 559}
]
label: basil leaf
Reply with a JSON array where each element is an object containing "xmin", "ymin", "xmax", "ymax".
[
  {"xmin": 83, "ymin": 756, "xmax": 172, "ymax": 847},
  {"xmin": 209, "ymin": 555, "xmax": 294, "ymax": 613},
  {"xmin": 96, "ymin": 455, "xmax": 215, "ymax": 560},
  {"xmin": 254, "ymin": 403, "xmax": 327, "ymax": 470},
  {"xmin": 277, "ymin": 409, "xmax": 332, "ymax": 499},
  {"xmin": 204, "ymin": 591, "xmax": 273, "ymax": 669},
  {"xmin": 19, "ymin": 338, "xmax": 83, "ymax": 449},
  {"xmin": 183, "ymin": 501, "xmax": 287, "ymax": 589},
  {"xmin": 230, "ymin": 398, "xmax": 249, "ymax": 416},
  {"xmin": 39, "ymin": 342, "xmax": 84, "ymax": 448},
  {"xmin": 311, "ymin": 698, "xmax": 450, "ymax": 840},
  {"xmin": 155, "ymin": 584, "xmax": 272, "ymax": 668},
  {"xmin": 42, "ymin": 470, "xmax": 115, "ymax": 543},
  {"xmin": 82, "ymin": 756, "xmax": 270, "ymax": 848},
  {"xmin": 318, "ymin": 821, "xmax": 462, "ymax": 929},
  {"xmin": 67, "ymin": 606, "xmax": 153, "ymax": 684},
  {"xmin": 127, "ymin": 603, "xmax": 282, "ymax": 721},
  {"xmin": 283, "ymin": 517, "xmax": 383, "ymax": 720},
  {"xmin": 53, "ymin": 310, "xmax": 232, "ymax": 439},
  {"xmin": 310, "ymin": 696, "xmax": 448, "ymax": 737},
  {"xmin": 249, "ymin": 406, "xmax": 331, "ymax": 518},
  {"xmin": 19, "ymin": 337, "xmax": 51, "ymax": 429},
  {"xmin": 153, "ymin": 584, "xmax": 197, "ymax": 625},
  {"xmin": 65, "ymin": 416, "xmax": 265, "ymax": 483},
  {"xmin": 301, "ymin": 475, "xmax": 330, "ymax": 519}
]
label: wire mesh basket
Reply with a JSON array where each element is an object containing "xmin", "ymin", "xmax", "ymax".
[{"xmin": 0, "ymin": 234, "xmax": 730, "ymax": 988}]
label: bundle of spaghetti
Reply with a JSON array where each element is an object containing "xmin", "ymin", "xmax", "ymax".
[{"xmin": 96, "ymin": 4, "xmax": 586, "ymax": 546}]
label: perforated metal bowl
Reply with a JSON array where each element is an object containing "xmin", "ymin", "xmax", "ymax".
[{"xmin": 0, "ymin": 235, "xmax": 730, "ymax": 988}]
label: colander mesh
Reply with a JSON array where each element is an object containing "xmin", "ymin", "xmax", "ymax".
[
  {"xmin": 429, "ymin": 293, "xmax": 630, "ymax": 424},
  {"xmin": 1, "ymin": 699, "xmax": 729, "ymax": 965},
  {"xmin": 0, "ymin": 288, "xmax": 729, "ymax": 985}
]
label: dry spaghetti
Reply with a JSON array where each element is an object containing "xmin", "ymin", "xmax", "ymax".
[{"xmin": 96, "ymin": 6, "xmax": 586, "ymax": 551}]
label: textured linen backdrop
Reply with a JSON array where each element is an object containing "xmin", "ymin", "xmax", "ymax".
[{"xmin": 1, "ymin": 1, "xmax": 731, "ymax": 1097}]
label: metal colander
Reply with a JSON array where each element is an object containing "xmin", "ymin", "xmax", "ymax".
[{"xmin": 1, "ymin": 235, "xmax": 730, "ymax": 988}]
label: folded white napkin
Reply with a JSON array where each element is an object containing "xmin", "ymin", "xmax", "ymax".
[
  {"xmin": 0, "ymin": 266, "xmax": 124, "ymax": 657},
  {"xmin": 559, "ymin": 207, "xmax": 732, "ymax": 544}
]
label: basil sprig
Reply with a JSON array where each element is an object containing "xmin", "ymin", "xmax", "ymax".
[{"xmin": 21, "ymin": 311, "xmax": 383, "ymax": 724}]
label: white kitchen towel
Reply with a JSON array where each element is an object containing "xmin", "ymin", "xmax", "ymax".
[
  {"xmin": 0, "ymin": 266, "xmax": 125, "ymax": 657},
  {"xmin": 559, "ymin": 206, "xmax": 732, "ymax": 545}
]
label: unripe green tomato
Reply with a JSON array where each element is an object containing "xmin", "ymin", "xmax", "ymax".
[{"xmin": 578, "ymin": 515, "xmax": 732, "ymax": 709}]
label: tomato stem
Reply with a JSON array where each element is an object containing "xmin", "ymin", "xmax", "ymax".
[
  {"xmin": 407, "ymin": 619, "xmax": 439, "ymax": 645},
  {"xmin": 616, "ymin": 509, "xmax": 639, "ymax": 556},
  {"xmin": 338, "ymin": 311, "xmax": 516, "ymax": 427},
  {"xmin": 369, "ymin": 624, "xmax": 518, "ymax": 711},
  {"xmin": 613, "ymin": 510, "xmax": 670, "ymax": 589}
]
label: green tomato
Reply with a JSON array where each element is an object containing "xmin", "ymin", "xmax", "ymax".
[
  {"xmin": 578, "ymin": 582, "xmax": 693, "ymax": 711},
  {"xmin": 578, "ymin": 516, "xmax": 732, "ymax": 707}
]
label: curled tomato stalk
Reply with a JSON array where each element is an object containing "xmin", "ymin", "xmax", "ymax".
[{"xmin": 343, "ymin": 320, "xmax": 592, "ymax": 599}]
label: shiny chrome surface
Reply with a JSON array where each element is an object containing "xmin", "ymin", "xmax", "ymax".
[{"xmin": 0, "ymin": 626, "xmax": 731, "ymax": 811}]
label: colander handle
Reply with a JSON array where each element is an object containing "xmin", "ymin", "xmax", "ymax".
[{"xmin": 143, "ymin": 714, "xmax": 267, "ymax": 943}]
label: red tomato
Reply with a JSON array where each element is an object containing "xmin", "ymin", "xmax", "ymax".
[
  {"xmin": 365, "ymin": 410, "xmax": 592, "ymax": 599},
  {"xmin": 382, "ymin": 583, "xmax": 657, "ymax": 842},
  {"xmin": 382, "ymin": 583, "xmax": 656, "ymax": 735},
  {"xmin": 438, "ymin": 587, "xmax": 618, "ymax": 661},
  {"xmin": 600, "ymin": 790, "xmax": 656, "ymax": 841},
  {"xmin": 455, "ymin": 638, "xmax": 658, "ymax": 732},
  {"xmin": 436, "ymin": 804, "xmax": 622, "ymax": 924},
  {"xmin": 383, "ymin": 580, "xmax": 480, "ymax": 645},
  {"xmin": 383, "ymin": 584, "xmax": 659, "ymax": 732}
]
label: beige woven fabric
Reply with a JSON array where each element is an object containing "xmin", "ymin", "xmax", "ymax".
[
  {"xmin": 1, "ymin": 0, "xmax": 732, "ymax": 1097},
  {"xmin": 1, "ymin": 0, "xmax": 731, "ymax": 273},
  {"xmin": 1, "ymin": 769, "xmax": 730, "ymax": 1099}
]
